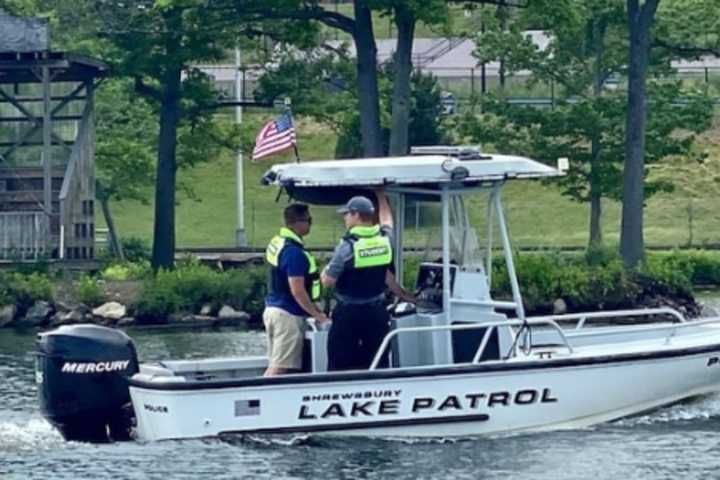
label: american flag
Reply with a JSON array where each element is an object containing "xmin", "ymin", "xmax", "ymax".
[{"xmin": 252, "ymin": 113, "xmax": 297, "ymax": 161}]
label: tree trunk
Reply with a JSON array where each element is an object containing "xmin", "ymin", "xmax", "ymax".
[
  {"xmin": 620, "ymin": 0, "xmax": 659, "ymax": 269},
  {"xmin": 497, "ymin": 0, "xmax": 508, "ymax": 91},
  {"xmin": 389, "ymin": 6, "xmax": 415, "ymax": 156},
  {"xmin": 98, "ymin": 192, "xmax": 125, "ymax": 261},
  {"xmin": 589, "ymin": 17, "xmax": 607, "ymax": 250},
  {"xmin": 588, "ymin": 144, "xmax": 603, "ymax": 249},
  {"xmin": 151, "ymin": 67, "xmax": 182, "ymax": 271},
  {"xmin": 353, "ymin": 0, "xmax": 384, "ymax": 157}
]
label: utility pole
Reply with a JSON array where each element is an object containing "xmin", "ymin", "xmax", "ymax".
[{"xmin": 235, "ymin": 47, "xmax": 247, "ymax": 247}]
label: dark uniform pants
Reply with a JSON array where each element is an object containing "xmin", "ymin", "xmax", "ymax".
[{"xmin": 327, "ymin": 302, "xmax": 390, "ymax": 371}]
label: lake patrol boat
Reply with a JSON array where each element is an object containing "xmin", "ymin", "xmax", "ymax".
[{"xmin": 37, "ymin": 147, "xmax": 720, "ymax": 443}]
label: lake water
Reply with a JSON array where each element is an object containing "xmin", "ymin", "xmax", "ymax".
[{"xmin": 2, "ymin": 295, "xmax": 720, "ymax": 480}]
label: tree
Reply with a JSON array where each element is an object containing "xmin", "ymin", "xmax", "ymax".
[
  {"xmin": 240, "ymin": 0, "xmax": 513, "ymax": 158},
  {"xmin": 461, "ymin": 0, "xmax": 712, "ymax": 249},
  {"xmin": 90, "ymin": 0, "xmax": 286, "ymax": 269},
  {"xmin": 267, "ymin": 0, "xmax": 386, "ymax": 157},
  {"xmin": 95, "ymin": 78, "xmax": 239, "ymax": 260},
  {"xmin": 95, "ymin": 80, "xmax": 157, "ymax": 260},
  {"xmin": 97, "ymin": 1, "xmax": 227, "ymax": 269},
  {"xmin": 255, "ymin": 49, "xmax": 448, "ymax": 158},
  {"xmin": 619, "ymin": 0, "xmax": 720, "ymax": 267},
  {"xmin": 619, "ymin": 0, "xmax": 661, "ymax": 268},
  {"xmin": 385, "ymin": 1, "xmax": 521, "ymax": 155}
]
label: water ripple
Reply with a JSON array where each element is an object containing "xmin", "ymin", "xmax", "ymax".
[{"xmin": 616, "ymin": 393, "xmax": 720, "ymax": 426}]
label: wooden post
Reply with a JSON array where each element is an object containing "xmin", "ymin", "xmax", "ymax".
[{"xmin": 42, "ymin": 64, "xmax": 52, "ymax": 220}]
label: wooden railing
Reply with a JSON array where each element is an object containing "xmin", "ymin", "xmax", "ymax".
[{"xmin": 0, "ymin": 211, "xmax": 49, "ymax": 260}]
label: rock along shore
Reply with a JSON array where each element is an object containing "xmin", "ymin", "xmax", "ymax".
[{"xmin": 0, "ymin": 300, "xmax": 255, "ymax": 330}]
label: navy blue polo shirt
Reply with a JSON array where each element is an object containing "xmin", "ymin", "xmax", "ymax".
[{"xmin": 265, "ymin": 244, "xmax": 310, "ymax": 316}]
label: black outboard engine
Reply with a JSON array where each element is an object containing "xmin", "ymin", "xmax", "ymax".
[{"xmin": 36, "ymin": 324, "xmax": 139, "ymax": 442}]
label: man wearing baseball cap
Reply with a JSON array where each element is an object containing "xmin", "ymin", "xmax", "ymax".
[{"xmin": 321, "ymin": 190, "xmax": 416, "ymax": 371}]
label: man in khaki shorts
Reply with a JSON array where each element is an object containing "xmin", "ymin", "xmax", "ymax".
[{"xmin": 263, "ymin": 204, "xmax": 330, "ymax": 376}]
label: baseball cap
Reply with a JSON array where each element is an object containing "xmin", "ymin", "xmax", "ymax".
[{"xmin": 337, "ymin": 196, "xmax": 375, "ymax": 215}]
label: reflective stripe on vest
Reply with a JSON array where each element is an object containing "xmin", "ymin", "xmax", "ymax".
[
  {"xmin": 348, "ymin": 225, "xmax": 392, "ymax": 269},
  {"xmin": 305, "ymin": 252, "xmax": 321, "ymax": 300},
  {"xmin": 265, "ymin": 228, "xmax": 321, "ymax": 301}
]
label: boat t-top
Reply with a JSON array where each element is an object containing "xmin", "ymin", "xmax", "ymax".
[{"xmin": 36, "ymin": 146, "xmax": 720, "ymax": 442}]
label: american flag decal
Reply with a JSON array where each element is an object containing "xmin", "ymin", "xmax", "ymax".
[{"xmin": 235, "ymin": 399, "xmax": 261, "ymax": 416}]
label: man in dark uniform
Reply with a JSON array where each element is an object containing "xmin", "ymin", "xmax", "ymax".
[
  {"xmin": 321, "ymin": 191, "xmax": 415, "ymax": 371},
  {"xmin": 264, "ymin": 203, "xmax": 330, "ymax": 376}
]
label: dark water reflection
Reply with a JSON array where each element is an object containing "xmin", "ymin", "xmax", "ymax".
[{"xmin": 1, "ymin": 295, "xmax": 719, "ymax": 479}]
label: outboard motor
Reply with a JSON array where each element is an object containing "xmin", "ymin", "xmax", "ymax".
[{"xmin": 36, "ymin": 324, "xmax": 139, "ymax": 442}]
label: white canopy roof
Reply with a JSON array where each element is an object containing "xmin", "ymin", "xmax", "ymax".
[{"xmin": 264, "ymin": 154, "xmax": 563, "ymax": 188}]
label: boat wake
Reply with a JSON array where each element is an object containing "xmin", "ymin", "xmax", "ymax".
[
  {"xmin": 616, "ymin": 393, "xmax": 720, "ymax": 426},
  {"xmin": 0, "ymin": 417, "xmax": 63, "ymax": 450},
  {"xmin": 219, "ymin": 433, "xmax": 320, "ymax": 447}
]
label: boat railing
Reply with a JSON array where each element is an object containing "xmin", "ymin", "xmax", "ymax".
[
  {"xmin": 450, "ymin": 298, "xmax": 518, "ymax": 310},
  {"xmin": 368, "ymin": 318, "xmax": 574, "ymax": 371},
  {"xmin": 663, "ymin": 317, "xmax": 720, "ymax": 344},
  {"xmin": 526, "ymin": 307, "xmax": 686, "ymax": 330}
]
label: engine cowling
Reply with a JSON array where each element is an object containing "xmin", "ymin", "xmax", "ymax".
[{"xmin": 36, "ymin": 324, "xmax": 139, "ymax": 442}]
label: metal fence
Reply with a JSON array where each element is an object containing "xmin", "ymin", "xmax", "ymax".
[
  {"xmin": 417, "ymin": 65, "xmax": 720, "ymax": 112},
  {"xmin": 197, "ymin": 62, "xmax": 720, "ymax": 115}
]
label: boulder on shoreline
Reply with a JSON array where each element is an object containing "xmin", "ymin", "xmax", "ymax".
[
  {"xmin": 92, "ymin": 302, "xmax": 127, "ymax": 321},
  {"xmin": 14, "ymin": 301, "xmax": 54, "ymax": 328},
  {"xmin": 0, "ymin": 304, "xmax": 16, "ymax": 327}
]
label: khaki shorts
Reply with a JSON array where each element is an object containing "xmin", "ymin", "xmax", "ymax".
[{"xmin": 263, "ymin": 306, "xmax": 306, "ymax": 370}]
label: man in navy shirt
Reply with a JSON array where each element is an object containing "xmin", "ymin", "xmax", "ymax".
[{"xmin": 264, "ymin": 204, "xmax": 330, "ymax": 376}]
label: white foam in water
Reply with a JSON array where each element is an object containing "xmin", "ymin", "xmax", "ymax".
[
  {"xmin": 221, "ymin": 433, "xmax": 314, "ymax": 447},
  {"xmin": 0, "ymin": 417, "xmax": 63, "ymax": 449},
  {"xmin": 616, "ymin": 393, "xmax": 720, "ymax": 426}
]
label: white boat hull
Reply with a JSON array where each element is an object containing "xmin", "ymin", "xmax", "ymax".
[{"xmin": 130, "ymin": 343, "xmax": 720, "ymax": 442}]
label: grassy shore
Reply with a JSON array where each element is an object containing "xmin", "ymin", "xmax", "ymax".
[{"xmin": 104, "ymin": 114, "xmax": 720, "ymax": 250}]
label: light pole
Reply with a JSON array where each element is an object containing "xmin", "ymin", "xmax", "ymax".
[{"xmin": 235, "ymin": 47, "xmax": 247, "ymax": 246}]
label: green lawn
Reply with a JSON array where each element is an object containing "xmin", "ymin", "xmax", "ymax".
[{"xmin": 105, "ymin": 114, "xmax": 720, "ymax": 251}]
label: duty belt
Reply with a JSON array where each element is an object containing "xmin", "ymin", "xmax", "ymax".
[{"xmin": 334, "ymin": 293, "xmax": 385, "ymax": 306}]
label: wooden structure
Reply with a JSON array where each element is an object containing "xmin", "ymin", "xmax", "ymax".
[{"xmin": 0, "ymin": 15, "xmax": 108, "ymax": 260}]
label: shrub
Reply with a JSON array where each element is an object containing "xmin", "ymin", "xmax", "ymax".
[
  {"xmin": 0, "ymin": 272, "xmax": 12, "ymax": 305},
  {"xmin": 128, "ymin": 250, "xmax": 717, "ymax": 323},
  {"xmin": 135, "ymin": 269, "xmax": 183, "ymax": 323},
  {"xmin": 586, "ymin": 259, "xmax": 639, "ymax": 309},
  {"xmin": 0, "ymin": 272, "xmax": 53, "ymax": 313},
  {"xmin": 134, "ymin": 262, "xmax": 269, "ymax": 323},
  {"xmin": 76, "ymin": 275, "xmax": 105, "ymax": 307},
  {"xmin": 170, "ymin": 261, "xmax": 224, "ymax": 311},
  {"xmin": 642, "ymin": 253, "xmax": 695, "ymax": 296},
  {"xmin": 585, "ymin": 244, "xmax": 621, "ymax": 267},
  {"xmin": 223, "ymin": 265, "xmax": 268, "ymax": 319},
  {"xmin": 648, "ymin": 250, "xmax": 720, "ymax": 286},
  {"xmin": 490, "ymin": 252, "xmax": 683, "ymax": 313},
  {"xmin": 121, "ymin": 237, "xmax": 152, "ymax": 263},
  {"xmin": 101, "ymin": 261, "xmax": 151, "ymax": 281}
]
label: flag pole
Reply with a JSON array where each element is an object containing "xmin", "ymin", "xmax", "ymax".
[
  {"xmin": 284, "ymin": 97, "xmax": 300, "ymax": 163},
  {"xmin": 234, "ymin": 46, "xmax": 247, "ymax": 247}
]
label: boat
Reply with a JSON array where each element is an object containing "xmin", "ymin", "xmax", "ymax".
[{"xmin": 36, "ymin": 146, "xmax": 720, "ymax": 443}]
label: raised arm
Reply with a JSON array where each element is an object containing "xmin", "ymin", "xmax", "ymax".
[{"xmin": 375, "ymin": 188, "xmax": 393, "ymax": 229}]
